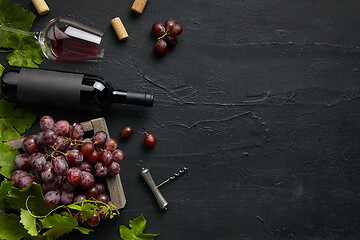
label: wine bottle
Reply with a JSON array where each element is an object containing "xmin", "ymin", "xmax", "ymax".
[{"xmin": 0, "ymin": 67, "xmax": 154, "ymax": 111}]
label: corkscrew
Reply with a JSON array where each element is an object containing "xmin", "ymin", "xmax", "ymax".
[{"xmin": 140, "ymin": 167, "xmax": 189, "ymax": 210}]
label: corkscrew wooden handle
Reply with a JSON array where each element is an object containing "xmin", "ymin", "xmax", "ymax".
[{"xmin": 140, "ymin": 168, "xmax": 168, "ymax": 210}]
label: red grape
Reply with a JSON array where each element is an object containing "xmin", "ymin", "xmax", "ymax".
[
  {"xmin": 54, "ymin": 120, "xmax": 70, "ymax": 136},
  {"xmin": 70, "ymin": 123, "xmax": 84, "ymax": 140},
  {"xmin": 81, "ymin": 142, "xmax": 95, "ymax": 156},
  {"xmin": 11, "ymin": 170, "xmax": 28, "ymax": 187},
  {"xmin": 96, "ymin": 193, "xmax": 109, "ymax": 204},
  {"xmin": 54, "ymin": 136, "xmax": 70, "ymax": 151},
  {"xmin": 33, "ymin": 156, "xmax": 46, "ymax": 172},
  {"xmin": 62, "ymin": 177, "xmax": 77, "ymax": 192},
  {"xmin": 87, "ymin": 212, "xmax": 100, "ymax": 227},
  {"xmin": 80, "ymin": 171, "xmax": 95, "ymax": 189},
  {"xmin": 98, "ymin": 209, "xmax": 109, "ymax": 219},
  {"xmin": 94, "ymin": 183, "xmax": 105, "ymax": 193},
  {"xmin": 14, "ymin": 154, "xmax": 30, "ymax": 170},
  {"xmin": 53, "ymin": 156, "xmax": 69, "ymax": 176},
  {"xmin": 108, "ymin": 162, "xmax": 120, "ymax": 175},
  {"xmin": 100, "ymin": 149, "xmax": 113, "ymax": 165},
  {"xmin": 165, "ymin": 19, "xmax": 177, "ymax": 30},
  {"xmin": 78, "ymin": 161, "xmax": 92, "ymax": 172},
  {"xmin": 165, "ymin": 35, "xmax": 177, "ymax": 47},
  {"xmin": 67, "ymin": 167, "xmax": 82, "ymax": 185},
  {"xmin": 66, "ymin": 149, "xmax": 84, "ymax": 165},
  {"xmin": 40, "ymin": 116, "xmax": 55, "ymax": 131},
  {"xmin": 60, "ymin": 190, "xmax": 74, "ymax": 205},
  {"xmin": 92, "ymin": 131, "xmax": 107, "ymax": 146},
  {"xmin": 22, "ymin": 136, "xmax": 39, "ymax": 154},
  {"xmin": 35, "ymin": 132, "xmax": 46, "ymax": 149},
  {"xmin": 120, "ymin": 125, "xmax": 133, "ymax": 138},
  {"xmin": 43, "ymin": 130, "xmax": 57, "ymax": 146},
  {"xmin": 112, "ymin": 149, "xmax": 125, "ymax": 162},
  {"xmin": 44, "ymin": 190, "xmax": 60, "ymax": 206},
  {"xmin": 94, "ymin": 162, "xmax": 108, "ymax": 178},
  {"xmin": 86, "ymin": 186, "xmax": 100, "ymax": 199},
  {"xmin": 152, "ymin": 22, "xmax": 166, "ymax": 35},
  {"xmin": 104, "ymin": 138, "xmax": 118, "ymax": 151},
  {"xmin": 73, "ymin": 193, "xmax": 87, "ymax": 203},
  {"xmin": 154, "ymin": 39, "xmax": 168, "ymax": 55},
  {"xmin": 18, "ymin": 174, "xmax": 35, "ymax": 189},
  {"xmin": 144, "ymin": 134, "xmax": 156, "ymax": 147},
  {"xmin": 170, "ymin": 24, "xmax": 182, "ymax": 36},
  {"xmin": 41, "ymin": 166, "xmax": 55, "ymax": 183},
  {"xmin": 86, "ymin": 150, "xmax": 100, "ymax": 164}
]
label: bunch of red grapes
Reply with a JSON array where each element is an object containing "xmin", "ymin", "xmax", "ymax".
[
  {"xmin": 10, "ymin": 116, "xmax": 125, "ymax": 226},
  {"xmin": 152, "ymin": 18, "xmax": 183, "ymax": 56}
]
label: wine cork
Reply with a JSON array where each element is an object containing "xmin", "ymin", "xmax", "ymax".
[
  {"xmin": 111, "ymin": 17, "xmax": 129, "ymax": 41},
  {"xmin": 31, "ymin": 0, "xmax": 49, "ymax": 15},
  {"xmin": 131, "ymin": 0, "xmax": 148, "ymax": 14}
]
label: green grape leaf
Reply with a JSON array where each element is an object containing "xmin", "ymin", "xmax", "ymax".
[
  {"xmin": 0, "ymin": 142, "xmax": 19, "ymax": 178},
  {"xmin": 41, "ymin": 212, "xmax": 92, "ymax": 239},
  {"xmin": 0, "ymin": 179, "xmax": 14, "ymax": 211},
  {"xmin": 6, "ymin": 182, "xmax": 54, "ymax": 215},
  {"xmin": 20, "ymin": 208, "xmax": 38, "ymax": 236},
  {"xmin": 75, "ymin": 226, "xmax": 93, "ymax": 235},
  {"xmin": 0, "ymin": 0, "xmax": 45, "ymax": 67},
  {"xmin": 0, "ymin": 213, "xmax": 31, "ymax": 240},
  {"xmin": 0, "ymin": 99, "xmax": 36, "ymax": 141},
  {"xmin": 119, "ymin": 214, "xmax": 159, "ymax": 240}
]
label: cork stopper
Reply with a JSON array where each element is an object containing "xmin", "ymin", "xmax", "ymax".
[
  {"xmin": 111, "ymin": 17, "xmax": 129, "ymax": 41},
  {"xmin": 131, "ymin": 0, "xmax": 148, "ymax": 15},
  {"xmin": 31, "ymin": 0, "xmax": 49, "ymax": 15}
]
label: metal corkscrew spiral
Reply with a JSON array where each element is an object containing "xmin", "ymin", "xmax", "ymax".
[{"xmin": 140, "ymin": 167, "xmax": 189, "ymax": 210}]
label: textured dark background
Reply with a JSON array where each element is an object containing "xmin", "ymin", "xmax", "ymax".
[{"xmin": 2, "ymin": 0, "xmax": 360, "ymax": 239}]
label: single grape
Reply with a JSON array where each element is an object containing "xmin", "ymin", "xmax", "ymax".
[
  {"xmin": 53, "ymin": 156, "xmax": 69, "ymax": 176},
  {"xmin": 70, "ymin": 123, "xmax": 84, "ymax": 140},
  {"xmin": 81, "ymin": 142, "xmax": 95, "ymax": 156},
  {"xmin": 78, "ymin": 161, "xmax": 93, "ymax": 172},
  {"xmin": 112, "ymin": 149, "xmax": 125, "ymax": 163},
  {"xmin": 53, "ymin": 120, "xmax": 70, "ymax": 136},
  {"xmin": 144, "ymin": 134, "xmax": 156, "ymax": 147},
  {"xmin": 66, "ymin": 149, "xmax": 84, "ymax": 165},
  {"xmin": 94, "ymin": 183, "xmax": 105, "ymax": 193},
  {"xmin": 165, "ymin": 19, "xmax": 177, "ymax": 30},
  {"xmin": 94, "ymin": 162, "xmax": 108, "ymax": 178},
  {"xmin": 96, "ymin": 193, "xmax": 110, "ymax": 204},
  {"xmin": 92, "ymin": 131, "xmax": 107, "ymax": 146},
  {"xmin": 62, "ymin": 177, "xmax": 77, "ymax": 192},
  {"xmin": 44, "ymin": 190, "xmax": 60, "ymax": 206},
  {"xmin": 35, "ymin": 131, "xmax": 46, "ymax": 149},
  {"xmin": 43, "ymin": 129, "xmax": 57, "ymax": 146},
  {"xmin": 67, "ymin": 167, "xmax": 82, "ymax": 185},
  {"xmin": 54, "ymin": 136, "xmax": 70, "ymax": 151},
  {"xmin": 42, "ymin": 176, "xmax": 62, "ymax": 193},
  {"xmin": 11, "ymin": 170, "xmax": 28, "ymax": 187},
  {"xmin": 73, "ymin": 193, "xmax": 87, "ymax": 203},
  {"xmin": 86, "ymin": 186, "xmax": 100, "ymax": 199},
  {"xmin": 152, "ymin": 22, "xmax": 166, "ymax": 35},
  {"xmin": 169, "ymin": 24, "xmax": 182, "ymax": 36},
  {"xmin": 40, "ymin": 116, "xmax": 55, "ymax": 131},
  {"xmin": 120, "ymin": 125, "xmax": 133, "ymax": 138},
  {"xmin": 60, "ymin": 190, "xmax": 74, "ymax": 205},
  {"xmin": 29, "ymin": 153, "xmax": 43, "ymax": 167},
  {"xmin": 41, "ymin": 166, "xmax": 55, "ymax": 183},
  {"xmin": 154, "ymin": 39, "xmax": 168, "ymax": 55},
  {"xmin": 165, "ymin": 35, "xmax": 177, "ymax": 47},
  {"xmin": 108, "ymin": 162, "xmax": 120, "ymax": 175},
  {"xmin": 86, "ymin": 150, "xmax": 100, "ymax": 164},
  {"xmin": 80, "ymin": 171, "xmax": 95, "ymax": 189},
  {"xmin": 22, "ymin": 136, "xmax": 39, "ymax": 154},
  {"xmin": 33, "ymin": 156, "xmax": 46, "ymax": 172},
  {"xmin": 104, "ymin": 138, "xmax": 118, "ymax": 151},
  {"xmin": 87, "ymin": 212, "xmax": 100, "ymax": 227},
  {"xmin": 18, "ymin": 174, "xmax": 35, "ymax": 189},
  {"xmin": 100, "ymin": 149, "xmax": 113, "ymax": 165},
  {"xmin": 14, "ymin": 154, "xmax": 30, "ymax": 170}
]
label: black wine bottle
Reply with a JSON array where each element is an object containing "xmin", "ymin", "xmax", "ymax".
[{"xmin": 0, "ymin": 67, "xmax": 154, "ymax": 111}]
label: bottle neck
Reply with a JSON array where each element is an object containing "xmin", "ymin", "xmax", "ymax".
[{"xmin": 112, "ymin": 90, "xmax": 154, "ymax": 106}]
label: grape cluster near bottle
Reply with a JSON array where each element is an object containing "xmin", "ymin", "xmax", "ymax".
[{"xmin": 10, "ymin": 116, "xmax": 125, "ymax": 226}]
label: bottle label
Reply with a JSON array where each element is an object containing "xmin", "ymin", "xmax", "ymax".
[{"xmin": 17, "ymin": 68, "xmax": 83, "ymax": 107}]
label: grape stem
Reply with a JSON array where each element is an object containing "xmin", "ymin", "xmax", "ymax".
[{"xmin": 157, "ymin": 30, "xmax": 170, "ymax": 40}]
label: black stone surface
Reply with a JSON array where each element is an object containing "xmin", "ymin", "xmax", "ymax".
[{"xmin": 2, "ymin": 0, "xmax": 360, "ymax": 239}]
